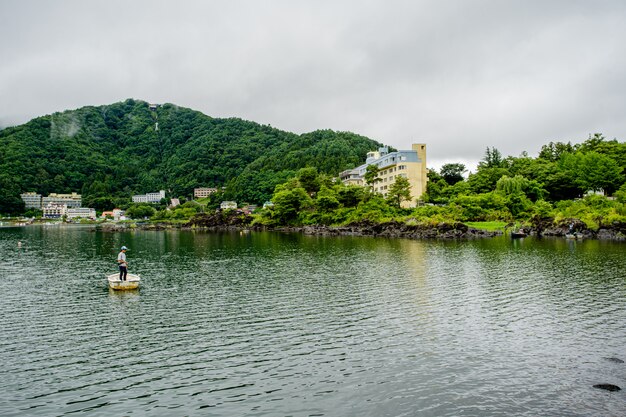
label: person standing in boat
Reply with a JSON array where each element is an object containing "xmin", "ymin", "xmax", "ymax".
[{"xmin": 117, "ymin": 246, "xmax": 129, "ymax": 281}]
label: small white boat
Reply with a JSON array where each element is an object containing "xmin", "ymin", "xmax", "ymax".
[{"xmin": 107, "ymin": 273, "xmax": 141, "ymax": 290}]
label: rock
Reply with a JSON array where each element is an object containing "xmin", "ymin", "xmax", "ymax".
[
  {"xmin": 593, "ymin": 384, "xmax": 621, "ymax": 392},
  {"xmin": 299, "ymin": 221, "xmax": 500, "ymax": 240},
  {"xmin": 527, "ymin": 217, "xmax": 626, "ymax": 240}
]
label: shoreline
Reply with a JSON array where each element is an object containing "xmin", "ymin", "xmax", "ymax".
[{"xmin": 8, "ymin": 215, "xmax": 626, "ymax": 241}]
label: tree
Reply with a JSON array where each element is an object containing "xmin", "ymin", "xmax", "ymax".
[
  {"xmin": 578, "ymin": 152, "xmax": 623, "ymax": 194},
  {"xmin": 560, "ymin": 151, "xmax": 623, "ymax": 194},
  {"xmin": 440, "ymin": 163, "xmax": 466, "ymax": 185},
  {"xmin": 427, "ymin": 168, "xmax": 444, "ymax": 183},
  {"xmin": 496, "ymin": 175, "xmax": 525, "ymax": 195},
  {"xmin": 315, "ymin": 186, "xmax": 340, "ymax": 212},
  {"xmin": 125, "ymin": 204, "xmax": 156, "ymax": 219},
  {"xmin": 271, "ymin": 187, "xmax": 312, "ymax": 224},
  {"xmin": 387, "ymin": 176, "xmax": 412, "ymax": 207},
  {"xmin": 467, "ymin": 167, "xmax": 510, "ymax": 194},
  {"xmin": 479, "ymin": 147, "xmax": 505, "ymax": 169},
  {"xmin": 614, "ymin": 182, "xmax": 626, "ymax": 203},
  {"xmin": 336, "ymin": 185, "xmax": 366, "ymax": 207},
  {"xmin": 538, "ymin": 141, "xmax": 575, "ymax": 162},
  {"xmin": 364, "ymin": 164, "xmax": 381, "ymax": 188},
  {"xmin": 578, "ymin": 133, "xmax": 626, "ymax": 168},
  {"xmin": 297, "ymin": 167, "xmax": 320, "ymax": 194}
]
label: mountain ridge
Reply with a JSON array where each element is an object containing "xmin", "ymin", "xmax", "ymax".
[{"xmin": 0, "ymin": 98, "xmax": 384, "ymax": 213}]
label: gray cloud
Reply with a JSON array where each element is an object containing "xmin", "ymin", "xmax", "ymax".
[{"xmin": 1, "ymin": 0, "xmax": 625, "ymax": 170}]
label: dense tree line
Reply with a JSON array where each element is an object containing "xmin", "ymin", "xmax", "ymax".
[
  {"xmin": 0, "ymin": 99, "xmax": 383, "ymax": 214},
  {"xmin": 258, "ymin": 134, "xmax": 626, "ymax": 230},
  {"xmin": 4, "ymin": 99, "xmax": 626, "ymax": 230}
]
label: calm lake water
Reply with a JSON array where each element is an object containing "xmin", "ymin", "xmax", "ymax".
[{"xmin": 0, "ymin": 225, "xmax": 624, "ymax": 416}]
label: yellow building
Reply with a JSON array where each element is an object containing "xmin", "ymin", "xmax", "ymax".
[
  {"xmin": 42, "ymin": 192, "xmax": 82, "ymax": 208},
  {"xmin": 194, "ymin": 187, "xmax": 218, "ymax": 198},
  {"xmin": 340, "ymin": 144, "xmax": 427, "ymax": 208}
]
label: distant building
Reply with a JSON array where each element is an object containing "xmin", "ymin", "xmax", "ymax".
[
  {"xmin": 339, "ymin": 144, "xmax": 428, "ymax": 208},
  {"xmin": 170, "ymin": 198, "xmax": 180, "ymax": 208},
  {"xmin": 42, "ymin": 204, "xmax": 96, "ymax": 220},
  {"xmin": 194, "ymin": 187, "xmax": 218, "ymax": 198},
  {"xmin": 263, "ymin": 201, "xmax": 274, "ymax": 209},
  {"xmin": 132, "ymin": 190, "xmax": 165, "ymax": 203},
  {"xmin": 113, "ymin": 208, "xmax": 125, "ymax": 221},
  {"xmin": 149, "ymin": 103, "xmax": 159, "ymax": 110},
  {"xmin": 42, "ymin": 192, "xmax": 82, "ymax": 208},
  {"xmin": 101, "ymin": 209, "xmax": 125, "ymax": 221},
  {"xmin": 220, "ymin": 201, "xmax": 237, "ymax": 210},
  {"xmin": 242, "ymin": 205, "xmax": 257, "ymax": 214},
  {"xmin": 20, "ymin": 192, "xmax": 42, "ymax": 209},
  {"xmin": 42, "ymin": 203, "xmax": 66, "ymax": 219},
  {"xmin": 66, "ymin": 207, "xmax": 96, "ymax": 220},
  {"xmin": 338, "ymin": 169, "xmax": 364, "ymax": 186}
]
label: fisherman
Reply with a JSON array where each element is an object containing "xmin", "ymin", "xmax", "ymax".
[{"xmin": 117, "ymin": 246, "xmax": 129, "ymax": 281}]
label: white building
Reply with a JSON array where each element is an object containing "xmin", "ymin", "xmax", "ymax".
[
  {"xmin": 220, "ymin": 201, "xmax": 237, "ymax": 210},
  {"xmin": 42, "ymin": 203, "xmax": 66, "ymax": 219},
  {"xmin": 66, "ymin": 207, "xmax": 96, "ymax": 220},
  {"xmin": 132, "ymin": 190, "xmax": 166, "ymax": 203},
  {"xmin": 20, "ymin": 192, "xmax": 42, "ymax": 209}
]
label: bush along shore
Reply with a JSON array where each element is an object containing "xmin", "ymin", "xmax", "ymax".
[
  {"xmin": 182, "ymin": 212, "xmax": 500, "ymax": 238},
  {"xmin": 183, "ymin": 211, "xmax": 626, "ymax": 240},
  {"xmin": 92, "ymin": 210, "xmax": 626, "ymax": 240}
]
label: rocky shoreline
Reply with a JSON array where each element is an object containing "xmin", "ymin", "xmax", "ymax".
[
  {"xmin": 281, "ymin": 221, "xmax": 501, "ymax": 239},
  {"xmin": 183, "ymin": 213, "xmax": 500, "ymax": 239},
  {"xmin": 94, "ymin": 212, "xmax": 626, "ymax": 241},
  {"xmin": 529, "ymin": 217, "xmax": 626, "ymax": 241}
]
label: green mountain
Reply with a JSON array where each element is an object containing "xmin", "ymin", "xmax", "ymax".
[{"xmin": 0, "ymin": 99, "xmax": 383, "ymax": 213}]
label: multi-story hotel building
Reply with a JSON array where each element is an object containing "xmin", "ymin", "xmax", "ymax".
[
  {"xmin": 20, "ymin": 192, "xmax": 42, "ymax": 209},
  {"xmin": 194, "ymin": 187, "xmax": 218, "ymax": 199},
  {"xmin": 42, "ymin": 204, "xmax": 97, "ymax": 219},
  {"xmin": 132, "ymin": 190, "xmax": 166, "ymax": 203},
  {"xmin": 42, "ymin": 203, "xmax": 66, "ymax": 219},
  {"xmin": 66, "ymin": 207, "xmax": 97, "ymax": 220},
  {"xmin": 42, "ymin": 193, "xmax": 82, "ymax": 208},
  {"xmin": 339, "ymin": 143, "xmax": 427, "ymax": 208}
]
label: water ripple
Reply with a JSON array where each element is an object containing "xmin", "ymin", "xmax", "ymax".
[{"xmin": 0, "ymin": 229, "xmax": 624, "ymax": 416}]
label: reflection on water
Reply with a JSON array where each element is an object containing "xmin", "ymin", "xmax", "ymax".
[{"xmin": 0, "ymin": 225, "xmax": 624, "ymax": 416}]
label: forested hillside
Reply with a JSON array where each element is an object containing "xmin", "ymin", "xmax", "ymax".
[{"xmin": 0, "ymin": 99, "xmax": 383, "ymax": 213}]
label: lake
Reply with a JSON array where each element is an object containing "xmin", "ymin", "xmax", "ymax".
[{"xmin": 0, "ymin": 225, "xmax": 624, "ymax": 416}]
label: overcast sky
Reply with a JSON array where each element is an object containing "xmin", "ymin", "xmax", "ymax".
[{"xmin": 1, "ymin": 0, "xmax": 625, "ymax": 171}]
